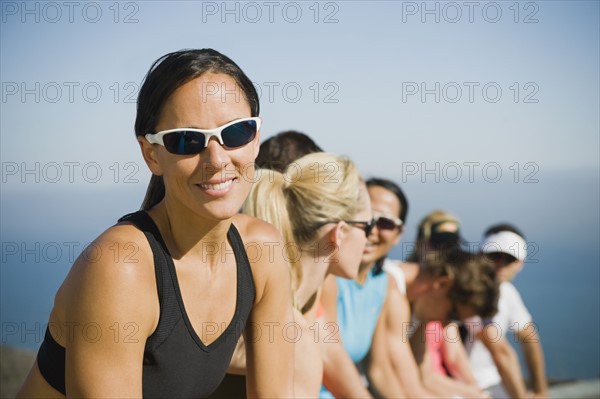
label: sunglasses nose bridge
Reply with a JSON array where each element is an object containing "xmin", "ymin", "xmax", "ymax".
[
  {"xmin": 200, "ymin": 132, "xmax": 232, "ymax": 168},
  {"xmin": 365, "ymin": 219, "xmax": 377, "ymax": 238},
  {"xmin": 204, "ymin": 130, "xmax": 225, "ymax": 148}
]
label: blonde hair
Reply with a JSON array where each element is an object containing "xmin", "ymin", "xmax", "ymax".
[
  {"xmin": 243, "ymin": 152, "xmax": 362, "ymax": 291},
  {"xmin": 408, "ymin": 210, "xmax": 460, "ymax": 262}
]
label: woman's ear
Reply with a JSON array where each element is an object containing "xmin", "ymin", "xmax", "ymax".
[
  {"xmin": 138, "ymin": 136, "xmax": 163, "ymax": 176},
  {"xmin": 330, "ymin": 221, "xmax": 346, "ymax": 247}
]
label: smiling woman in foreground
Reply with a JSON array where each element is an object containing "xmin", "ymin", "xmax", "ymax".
[{"xmin": 17, "ymin": 49, "xmax": 295, "ymax": 398}]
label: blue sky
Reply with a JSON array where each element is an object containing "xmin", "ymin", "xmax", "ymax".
[
  {"xmin": 2, "ymin": 1, "xmax": 598, "ymax": 172},
  {"xmin": 2, "ymin": 0, "xmax": 598, "ymax": 243}
]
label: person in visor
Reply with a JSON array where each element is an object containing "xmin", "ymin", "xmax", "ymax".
[{"xmin": 464, "ymin": 224, "xmax": 548, "ymax": 399}]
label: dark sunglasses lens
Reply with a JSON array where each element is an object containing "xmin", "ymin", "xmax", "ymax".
[
  {"xmin": 486, "ymin": 252, "xmax": 517, "ymax": 265},
  {"xmin": 221, "ymin": 119, "xmax": 257, "ymax": 148},
  {"xmin": 365, "ymin": 220, "xmax": 376, "ymax": 237},
  {"xmin": 163, "ymin": 131, "xmax": 206, "ymax": 154},
  {"xmin": 376, "ymin": 217, "xmax": 397, "ymax": 230}
]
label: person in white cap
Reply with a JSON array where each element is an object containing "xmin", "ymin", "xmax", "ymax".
[{"xmin": 465, "ymin": 224, "xmax": 548, "ymax": 398}]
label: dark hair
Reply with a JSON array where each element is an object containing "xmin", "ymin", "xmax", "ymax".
[
  {"xmin": 484, "ymin": 223, "xmax": 526, "ymax": 241},
  {"xmin": 366, "ymin": 178, "xmax": 409, "ymax": 275},
  {"xmin": 366, "ymin": 178, "xmax": 409, "ymax": 224},
  {"xmin": 255, "ymin": 130, "xmax": 323, "ymax": 172},
  {"xmin": 422, "ymin": 249, "xmax": 499, "ymax": 320},
  {"xmin": 136, "ymin": 49, "xmax": 260, "ymax": 210}
]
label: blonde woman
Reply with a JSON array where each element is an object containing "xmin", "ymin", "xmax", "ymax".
[
  {"xmin": 250, "ymin": 152, "xmax": 374, "ymax": 397},
  {"xmin": 212, "ymin": 152, "xmax": 373, "ymax": 397}
]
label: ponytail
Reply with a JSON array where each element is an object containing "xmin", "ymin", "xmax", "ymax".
[
  {"xmin": 243, "ymin": 152, "xmax": 362, "ymax": 296},
  {"xmin": 140, "ymin": 175, "xmax": 165, "ymax": 211},
  {"xmin": 243, "ymin": 170, "xmax": 302, "ymax": 292}
]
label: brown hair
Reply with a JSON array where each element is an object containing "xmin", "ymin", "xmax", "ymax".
[{"xmin": 421, "ymin": 249, "xmax": 499, "ymax": 319}]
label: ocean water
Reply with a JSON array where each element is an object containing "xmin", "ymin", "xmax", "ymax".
[
  {"xmin": 387, "ymin": 245, "xmax": 600, "ymax": 381},
  {"xmin": 1, "ymin": 172, "xmax": 599, "ymax": 381},
  {"xmin": 515, "ymin": 248, "xmax": 600, "ymax": 381},
  {"xmin": 3, "ymin": 239, "xmax": 597, "ymax": 381}
]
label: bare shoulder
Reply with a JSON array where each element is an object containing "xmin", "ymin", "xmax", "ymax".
[
  {"xmin": 321, "ymin": 274, "xmax": 338, "ymax": 296},
  {"xmin": 231, "ymin": 213, "xmax": 290, "ymax": 302},
  {"xmin": 65, "ymin": 222, "xmax": 154, "ymax": 287},
  {"xmin": 53, "ymin": 222, "xmax": 158, "ymax": 338},
  {"xmin": 382, "ymin": 276, "xmax": 397, "ymax": 315},
  {"xmin": 400, "ymin": 261, "xmax": 420, "ymax": 285},
  {"xmin": 383, "ymin": 275, "xmax": 411, "ymax": 327},
  {"xmin": 385, "ymin": 274, "xmax": 407, "ymax": 304},
  {"xmin": 232, "ymin": 212, "xmax": 283, "ymax": 243},
  {"xmin": 386, "ymin": 271, "xmax": 399, "ymax": 292}
]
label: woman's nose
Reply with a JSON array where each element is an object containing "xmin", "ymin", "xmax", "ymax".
[
  {"xmin": 198, "ymin": 138, "xmax": 231, "ymax": 177},
  {"xmin": 202, "ymin": 137, "xmax": 230, "ymax": 165}
]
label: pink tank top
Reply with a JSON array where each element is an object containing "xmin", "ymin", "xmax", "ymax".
[{"xmin": 425, "ymin": 321, "xmax": 447, "ymax": 375}]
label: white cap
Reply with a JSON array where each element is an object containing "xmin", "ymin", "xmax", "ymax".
[{"xmin": 480, "ymin": 231, "xmax": 527, "ymax": 261}]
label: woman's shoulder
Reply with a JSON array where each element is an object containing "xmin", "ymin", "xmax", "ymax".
[
  {"xmin": 231, "ymin": 213, "xmax": 291, "ymax": 301},
  {"xmin": 72, "ymin": 221, "xmax": 155, "ymax": 275},
  {"xmin": 232, "ymin": 213, "xmax": 283, "ymax": 243},
  {"xmin": 399, "ymin": 261, "xmax": 420, "ymax": 285},
  {"xmin": 53, "ymin": 222, "xmax": 158, "ymax": 322}
]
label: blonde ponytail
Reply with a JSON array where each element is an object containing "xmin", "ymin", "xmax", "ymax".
[
  {"xmin": 243, "ymin": 152, "xmax": 362, "ymax": 292},
  {"xmin": 243, "ymin": 169, "xmax": 302, "ymax": 292}
]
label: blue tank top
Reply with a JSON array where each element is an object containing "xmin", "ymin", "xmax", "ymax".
[{"xmin": 320, "ymin": 270, "xmax": 388, "ymax": 398}]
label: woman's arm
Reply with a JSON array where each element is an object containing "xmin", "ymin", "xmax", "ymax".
[
  {"xmin": 242, "ymin": 218, "xmax": 295, "ymax": 398},
  {"xmin": 384, "ymin": 280, "xmax": 439, "ymax": 398},
  {"xmin": 367, "ymin": 295, "xmax": 407, "ymax": 398},
  {"xmin": 420, "ymin": 365, "xmax": 486, "ymax": 399},
  {"xmin": 441, "ymin": 323, "xmax": 478, "ymax": 384},
  {"xmin": 517, "ymin": 324, "xmax": 547, "ymax": 398},
  {"xmin": 479, "ymin": 329, "xmax": 528, "ymax": 399},
  {"xmin": 63, "ymin": 226, "xmax": 157, "ymax": 397},
  {"xmin": 320, "ymin": 275, "xmax": 373, "ymax": 398}
]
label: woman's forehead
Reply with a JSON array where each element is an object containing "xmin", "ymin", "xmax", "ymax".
[{"xmin": 368, "ymin": 186, "xmax": 400, "ymax": 213}]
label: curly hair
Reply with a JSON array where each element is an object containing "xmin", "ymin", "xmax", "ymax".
[{"xmin": 421, "ymin": 249, "xmax": 499, "ymax": 319}]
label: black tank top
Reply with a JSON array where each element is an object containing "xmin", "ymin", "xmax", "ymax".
[{"xmin": 37, "ymin": 211, "xmax": 256, "ymax": 398}]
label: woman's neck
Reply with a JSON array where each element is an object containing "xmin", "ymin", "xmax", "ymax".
[
  {"xmin": 295, "ymin": 250, "xmax": 329, "ymax": 311},
  {"xmin": 355, "ymin": 261, "xmax": 374, "ymax": 285},
  {"xmin": 149, "ymin": 200, "xmax": 231, "ymax": 264}
]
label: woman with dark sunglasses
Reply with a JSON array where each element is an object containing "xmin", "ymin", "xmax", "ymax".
[
  {"xmin": 17, "ymin": 49, "xmax": 294, "ymax": 398},
  {"xmin": 239, "ymin": 152, "xmax": 372, "ymax": 397},
  {"xmin": 320, "ymin": 178, "xmax": 443, "ymax": 398}
]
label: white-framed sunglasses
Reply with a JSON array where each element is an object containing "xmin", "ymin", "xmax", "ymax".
[
  {"xmin": 373, "ymin": 211, "xmax": 403, "ymax": 231},
  {"xmin": 145, "ymin": 117, "xmax": 261, "ymax": 155}
]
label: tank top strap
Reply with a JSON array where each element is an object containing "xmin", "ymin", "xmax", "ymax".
[
  {"xmin": 226, "ymin": 223, "xmax": 256, "ymax": 313},
  {"xmin": 226, "ymin": 223, "xmax": 249, "ymax": 271},
  {"xmin": 118, "ymin": 211, "xmax": 167, "ymax": 300},
  {"xmin": 117, "ymin": 211, "xmax": 180, "ymax": 348}
]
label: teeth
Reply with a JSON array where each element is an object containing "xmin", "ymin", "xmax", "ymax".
[{"xmin": 199, "ymin": 180, "xmax": 233, "ymax": 190}]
